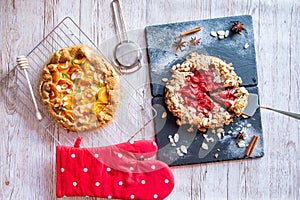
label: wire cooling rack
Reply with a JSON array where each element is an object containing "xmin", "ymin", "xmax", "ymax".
[{"xmin": 3, "ymin": 17, "xmax": 155, "ymax": 147}]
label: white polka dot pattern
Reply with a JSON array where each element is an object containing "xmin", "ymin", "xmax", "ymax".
[{"xmin": 56, "ymin": 139, "xmax": 174, "ymax": 199}]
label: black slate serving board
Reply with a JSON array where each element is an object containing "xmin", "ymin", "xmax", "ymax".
[{"xmin": 145, "ymin": 15, "xmax": 264, "ymax": 166}]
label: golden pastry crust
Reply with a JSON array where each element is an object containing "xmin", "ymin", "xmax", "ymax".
[
  {"xmin": 39, "ymin": 45, "xmax": 120, "ymax": 132},
  {"xmin": 165, "ymin": 52, "xmax": 248, "ymax": 131}
]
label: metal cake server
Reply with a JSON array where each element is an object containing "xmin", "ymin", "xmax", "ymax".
[{"xmin": 243, "ymin": 93, "xmax": 300, "ymax": 120}]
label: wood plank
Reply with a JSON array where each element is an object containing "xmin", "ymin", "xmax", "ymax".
[
  {"xmin": 0, "ymin": 0, "xmax": 299, "ymax": 199},
  {"xmin": 0, "ymin": 0, "xmax": 54, "ymax": 199}
]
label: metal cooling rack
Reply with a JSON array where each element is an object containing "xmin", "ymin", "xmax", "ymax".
[{"xmin": 2, "ymin": 17, "xmax": 155, "ymax": 147}]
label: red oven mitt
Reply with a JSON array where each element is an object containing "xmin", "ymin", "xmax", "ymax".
[{"xmin": 56, "ymin": 137, "xmax": 174, "ymax": 199}]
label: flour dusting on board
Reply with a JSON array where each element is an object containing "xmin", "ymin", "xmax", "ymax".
[{"xmin": 221, "ymin": 119, "xmax": 263, "ymax": 158}]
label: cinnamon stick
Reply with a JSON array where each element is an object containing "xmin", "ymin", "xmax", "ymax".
[
  {"xmin": 180, "ymin": 26, "xmax": 201, "ymax": 36},
  {"xmin": 244, "ymin": 135, "xmax": 259, "ymax": 157}
]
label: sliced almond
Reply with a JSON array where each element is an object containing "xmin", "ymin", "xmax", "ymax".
[
  {"xmin": 217, "ymin": 30, "xmax": 225, "ymax": 36},
  {"xmin": 218, "ymin": 35, "xmax": 225, "ymax": 40},
  {"xmin": 56, "ymin": 85, "xmax": 61, "ymax": 91},
  {"xmin": 201, "ymin": 142, "xmax": 208, "ymax": 150},
  {"xmin": 169, "ymin": 137, "xmax": 175, "ymax": 144},
  {"xmin": 161, "ymin": 78, "xmax": 168, "ymax": 82},
  {"xmin": 176, "ymin": 148, "xmax": 184, "ymax": 157},
  {"xmin": 224, "ymin": 30, "xmax": 229, "ymax": 37},
  {"xmin": 173, "ymin": 133, "xmax": 179, "ymax": 143},
  {"xmin": 180, "ymin": 145, "xmax": 188, "ymax": 154},
  {"xmin": 237, "ymin": 140, "xmax": 246, "ymax": 148},
  {"xmin": 210, "ymin": 31, "xmax": 217, "ymax": 37}
]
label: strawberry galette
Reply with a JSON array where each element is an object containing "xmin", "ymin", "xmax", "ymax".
[
  {"xmin": 165, "ymin": 52, "xmax": 248, "ymax": 131},
  {"xmin": 39, "ymin": 45, "xmax": 120, "ymax": 132}
]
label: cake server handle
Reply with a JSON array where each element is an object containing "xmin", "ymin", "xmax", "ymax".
[{"xmin": 260, "ymin": 106, "xmax": 300, "ymax": 120}]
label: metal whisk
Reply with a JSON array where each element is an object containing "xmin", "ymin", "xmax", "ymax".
[{"xmin": 16, "ymin": 56, "xmax": 42, "ymax": 121}]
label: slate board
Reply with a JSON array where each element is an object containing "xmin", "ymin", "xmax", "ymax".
[{"xmin": 145, "ymin": 15, "xmax": 264, "ymax": 166}]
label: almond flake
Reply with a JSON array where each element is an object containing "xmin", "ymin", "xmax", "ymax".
[
  {"xmin": 217, "ymin": 128, "xmax": 224, "ymax": 134},
  {"xmin": 180, "ymin": 145, "xmax": 188, "ymax": 154},
  {"xmin": 217, "ymin": 30, "xmax": 225, "ymax": 36},
  {"xmin": 176, "ymin": 148, "xmax": 184, "ymax": 157},
  {"xmin": 224, "ymin": 30, "xmax": 229, "ymax": 37},
  {"xmin": 218, "ymin": 35, "xmax": 225, "ymax": 40},
  {"xmin": 242, "ymin": 114, "xmax": 250, "ymax": 118},
  {"xmin": 210, "ymin": 31, "xmax": 217, "ymax": 37},
  {"xmin": 161, "ymin": 78, "xmax": 168, "ymax": 82},
  {"xmin": 162, "ymin": 112, "xmax": 167, "ymax": 119},
  {"xmin": 201, "ymin": 142, "xmax": 208, "ymax": 150},
  {"xmin": 237, "ymin": 140, "xmax": 246, "ymax": 148},
  {"xmin": 173, "ymin": 133, "xmax": 179, "ymax": 143},
  {"xmin": 169, "ymin": 137, "xmax": 175, "ymax": 144},
  {"xmin": 56, "ymin": 85, "xmax": 61, "ymax": 91}
]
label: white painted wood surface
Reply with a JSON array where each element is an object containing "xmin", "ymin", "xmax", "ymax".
[{"xmin": 1, "ymin": 0, "xmax": 299, "ymax": 199}]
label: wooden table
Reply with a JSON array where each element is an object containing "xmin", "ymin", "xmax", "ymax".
[{"xmin": 1, "ymin": 0, "xmax": 299, "ymax": 199}]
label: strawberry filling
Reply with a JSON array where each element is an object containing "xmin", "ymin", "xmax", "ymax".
[
  {"xmin": 210, "ymin": 89, "xmax": 237, "ymax": 108},
  {"xmin": 179, "ymin": 71, "xmax": 215, "ymax": 118},
  {"xmin": 179, "ymin": 85, "xmax": 213, "ymax": 118},
  {"xmin": 178, "ymin": 69, "xmax": 237, "ymax": 117}
]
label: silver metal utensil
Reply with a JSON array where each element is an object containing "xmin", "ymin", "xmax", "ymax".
[
  {"xmin": 243, "ymin": 93, "xmax": 300, "ymax": 120},
  {"xmin": 16, "ymin": 56, "xmax": 42, "ymax": 120},
  {"xmin": 111, "ymin": 0, "xmax": 142, "ymax": 73}
]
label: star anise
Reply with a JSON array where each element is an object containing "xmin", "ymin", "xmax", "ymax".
[
  {"xmin": 189, "ymin": 37, "xmax": 200, "ymax": 48},
  {"xmin": 231, "ymin": 22, "xmax": 246, "ymax": 34},
  {"xmin": 236, "ymin": 132, "xmax": 247, "ymax": 140},
  {"xmin": 172, "ymin": 37, "xmax": 187, "ymax": 52}
]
